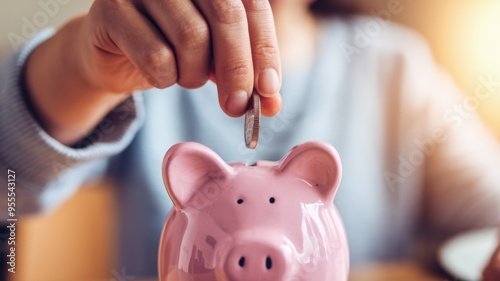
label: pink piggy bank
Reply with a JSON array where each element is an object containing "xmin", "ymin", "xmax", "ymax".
[{"xmin": 159, "ymin": 141, "xmax": 349, "ymax": 281}]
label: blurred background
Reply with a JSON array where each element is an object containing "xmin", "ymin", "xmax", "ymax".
[{"xmin": 1, "ymin": 0, "xmax": 499, "ymax": 280}]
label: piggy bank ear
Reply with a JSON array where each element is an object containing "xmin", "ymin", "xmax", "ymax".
[
  {"xmin": 162, "ymin": 142, "xmax": 232, "ymax": 209},
  {"xmin": 276, "ymin": 141, "xmax": 342, "ymax": 202}
]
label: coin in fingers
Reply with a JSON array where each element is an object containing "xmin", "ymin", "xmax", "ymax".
[{"xmin": 244, "ymin": 91, "xmax": 260, "ymax": 149}]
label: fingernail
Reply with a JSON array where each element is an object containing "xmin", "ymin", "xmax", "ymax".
[
  {"xmin": 258, "ymin": 68, "xmax": 280, "ymax": 96},
  {"xmin": 226, "ymin": 90, "xmax": 249, "ymax": 116}
]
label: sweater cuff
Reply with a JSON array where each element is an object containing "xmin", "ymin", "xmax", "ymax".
[{"xmin": 0, "ymin": 29, "xmax": 145, "ymax": 189}]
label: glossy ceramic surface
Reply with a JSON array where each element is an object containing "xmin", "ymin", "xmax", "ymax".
[{"xmin": 158, "ymin": 141, "xmax": 349, "ymax": 281}]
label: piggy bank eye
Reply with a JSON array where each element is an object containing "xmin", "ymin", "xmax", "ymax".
[
  {"xmin": 269, "ymin": 197, "xmax": 275, "ymax": 204},
  {"xmin": 237, "ymin": 199, "xmax": 244, "ymax": 204}
]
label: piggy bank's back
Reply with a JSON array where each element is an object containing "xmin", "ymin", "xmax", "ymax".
[{"xmin": 158, "ymin": 142, "xmax": 349, "ymax": 281}]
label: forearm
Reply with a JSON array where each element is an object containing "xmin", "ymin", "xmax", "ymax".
[{"xmin": 25, "ymin": 15, "xmax": 128, "ymax": 146}]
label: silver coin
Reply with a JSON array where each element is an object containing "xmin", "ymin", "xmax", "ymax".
[{"xmin": 244, "ymin": 91, "xmax": 260, "ymax": 149}]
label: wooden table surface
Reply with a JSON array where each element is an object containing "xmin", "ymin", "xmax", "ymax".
[
  {"xmin": 347, "ymin": 262, "xmax": 444, "ymax": 281},
  {"xmin": 135, "ymin": 262, "xmax": 445, "ymax": 281}
]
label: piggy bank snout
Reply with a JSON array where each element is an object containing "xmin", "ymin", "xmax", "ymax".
[{"xmin": 223, "ymin": 234, "xmax": 289, "ymax": 281}]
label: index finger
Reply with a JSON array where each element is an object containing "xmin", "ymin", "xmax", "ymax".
[
  {"xmin": 193, "ymin": 0, "xmax": 253, "ymax": 117},
  {"xmin": 242, "ymin": 0, "xmax": 281, "ymax": 98}
]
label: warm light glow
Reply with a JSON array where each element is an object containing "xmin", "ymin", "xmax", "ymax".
[
  {"xmin": 464, "ymin": 2, "xmax": 500, "ymax": 74},
  {"xmin": 453, "ymin": 2, "xmax": 500, "ymax": 134}
]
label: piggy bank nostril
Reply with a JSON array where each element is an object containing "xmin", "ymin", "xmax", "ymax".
[
  {"xmin": 265, "ymin": 256, "xmax": 272, "ymax": 270},
  {"xmin": 238, "ymin": 257, "xmax": 245, "ymax": 267}
]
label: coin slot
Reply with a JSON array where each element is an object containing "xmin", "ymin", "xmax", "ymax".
[{"xmin": 246, "ymin": 162, "xmax": 257, "ymax": 166}]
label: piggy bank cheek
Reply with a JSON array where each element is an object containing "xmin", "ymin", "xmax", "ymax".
[{"xmin": 206, "ymin": 197, "xmax": 243, "ymax": 232}]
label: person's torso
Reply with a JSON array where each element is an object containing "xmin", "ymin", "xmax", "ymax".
[{"xmin": 111, "ymin": 17, "xmax": 426, "ymax": 276}]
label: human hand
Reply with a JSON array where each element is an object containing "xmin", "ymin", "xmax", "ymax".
[
  {"xmin": 81, "ymin": 0, "xmax": 282, "ymax": 117},
  {"xmin": 482, "ymin": 244, "xmax": 500, "ymax": 281}
]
